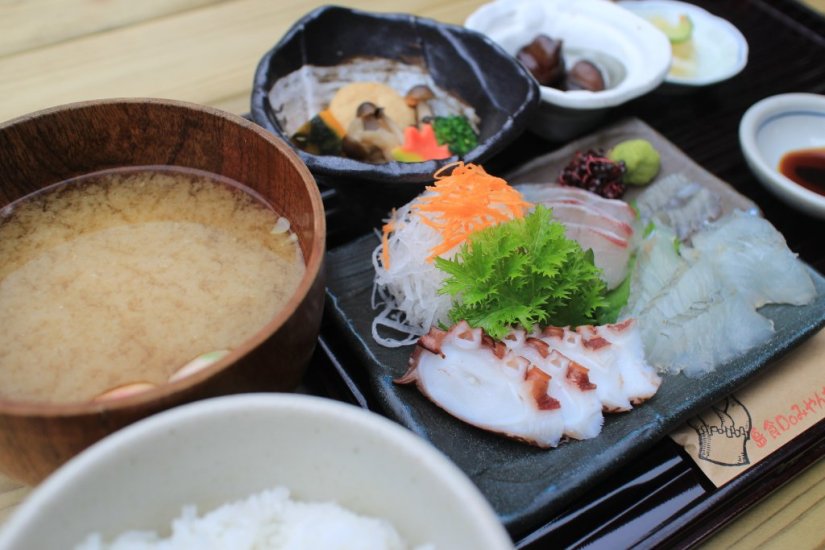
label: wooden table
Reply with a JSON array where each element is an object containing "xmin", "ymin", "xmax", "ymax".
[{"xmin": 1, "ymin": 1, "xmax": 823, "ymax": 548}]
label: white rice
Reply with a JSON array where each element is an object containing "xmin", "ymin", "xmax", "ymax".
[{"xmin": 75, "ymin": 487, "xmax": 433, "ymax": 550}]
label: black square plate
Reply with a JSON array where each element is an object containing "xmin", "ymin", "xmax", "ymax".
[{"xmin": 323, "ymin": 118, "xmax": 825, "ymax": 538}]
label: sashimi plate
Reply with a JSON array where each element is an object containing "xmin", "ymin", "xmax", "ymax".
[{"xmin": 324, "ymin": 118, "xmax": 825, "ymax": 537}]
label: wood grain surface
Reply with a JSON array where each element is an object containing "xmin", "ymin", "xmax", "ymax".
[{"xmin": 0, "ymin": 1, "xmax": 822, "ymax": 548}]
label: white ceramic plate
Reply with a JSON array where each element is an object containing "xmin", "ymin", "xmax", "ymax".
[
  {"xmin": 739, "ymin": 93, "xmax": 825, "ymax": 219},
  {"xmin": 0, "ymin": 394, "xmax": 514, "ymax": 549},
  {"xmin": 618, "ymin": 0, "xmax": 748, "ymax": 87}
]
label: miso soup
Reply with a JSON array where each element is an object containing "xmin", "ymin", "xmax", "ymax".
[{"xmin": 0, "ymin": 167, "xmax": 305, "ymax": 403}]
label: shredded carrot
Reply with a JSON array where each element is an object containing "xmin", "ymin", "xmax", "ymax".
[
  {"xmin": 380, "ymin": 163, "xmax": 532, "ymax": 269},
  {"xmin": 415, "ymin": 163, "xmax": 532, "ymax": 260},
  {"xmin": 381, "ymin": 215, "xmax": 395, "ymax": 268}
]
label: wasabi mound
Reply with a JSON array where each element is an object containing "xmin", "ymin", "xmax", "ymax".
[{"xmin": 609, "ymin": 139, "xmax": 661, "ymax": 186}]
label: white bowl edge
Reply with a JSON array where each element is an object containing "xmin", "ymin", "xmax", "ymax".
[
  {"xmin": 465, "ymin": 0, "xmax": 672, "ymax": 110},
  {"xmin": 0, "ymin": 394, "xmax": 514, "ymax": 550},
  {"xmin": 739, "ymin": 93, "xmax": 825, "ymax": 219},
  {"xmin": 618, "ymin": 0, "xmax": 749, "ymax": 87}
]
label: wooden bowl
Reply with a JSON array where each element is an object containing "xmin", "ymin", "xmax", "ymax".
[{"xmin": 0, "ymin": 99, "xmax": 326, "ymax": 485}]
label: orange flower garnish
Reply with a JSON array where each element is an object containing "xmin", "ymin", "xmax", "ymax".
[{"xmin": 392, "ymin": 124, "xmax": 451, "ymax": 162}]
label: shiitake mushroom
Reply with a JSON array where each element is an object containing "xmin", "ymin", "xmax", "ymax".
[
  {"xmin": 565, "ymin": 60, "xmax": 606, "ymax": 92},
  {"xmin": 517, "ymin": 35, "xmax": 565, "ymax": 88},
  {"xmin": 517, "ymin": 34, "xmax": 606, "ymax": 92}
]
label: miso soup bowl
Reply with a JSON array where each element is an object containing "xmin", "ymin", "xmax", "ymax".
[{"xmin": 0, "ymin": 98, "xmax": 326, "ymax": 485}]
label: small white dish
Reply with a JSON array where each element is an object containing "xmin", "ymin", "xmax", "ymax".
[
  {"xmin": 618, "ymin": 0, "xmax": 748, "ymax": 88},
  {"xmin": 739, "ymin": 93, "xmax": 825, "ymax": 220},
  {"xmin": 465, "ymin": 0, "xmax": 671, "ymax": 140},
  {"xmin": 0, "ymin": 394, "xmax": 514, "ymax": 550}
]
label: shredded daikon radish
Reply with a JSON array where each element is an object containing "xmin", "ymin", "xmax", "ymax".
[
  {"xmin": 371, "ymin": 163, "xmax": 532, "ymax": 347},
  {"xmin": 371, "ymin": 200, "xmax": 454, "ymax": 347}
]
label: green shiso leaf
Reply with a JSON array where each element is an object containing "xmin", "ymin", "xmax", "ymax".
[
  {"xmin": 434, "ymin": 205, "xmax": 609, "ymax": 339},
  {"xmin": 596, "ymin": 254, "xmax": 635, "ymax": 325}
]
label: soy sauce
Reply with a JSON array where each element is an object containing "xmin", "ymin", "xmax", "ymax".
[{"xmin": 778, "ymin": 147, "xmax": 825, "ymax": 197}]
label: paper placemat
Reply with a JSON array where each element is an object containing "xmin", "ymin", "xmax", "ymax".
[{"xmin": 671, "ymin": 328, "xmax": 825, "ymax": 487}]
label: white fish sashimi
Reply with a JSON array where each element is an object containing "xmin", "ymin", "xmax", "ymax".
[
  {"xmin": 545, "ymin": 202, "xmax": 635, "ymax": 238},
  {"xmin": 517, "ymin": 183, "xmax": 637, "ymax": 225},
  {"xmin": 635, "ymin": 173, "xmax": 723, "ymax": 240},
  {"xmin": 689, "ymin": 211, "xmax": 816, "ymax": 307},
  {"xmin": 624, "ymin": 209, "xmax": 816, "ymax": 377},
  {"xmin": 643, "ymin": 293, "xmax": 775, "ymax": 377},
  {"xmin": 656, "ymin": 187, "xmax": 721, "ymax": 240},
  {"xmin": 398, "ymin": 320, "xmax": 660, "ymax": 447},
  {"xmin": 562, "ymin": 222, "xmax": 632, "ymax": 290},
  {"xmin": 638, "ymin": 261, "xmax": 775, "ymax": 375},
  {"xmin": 516, "ymin": 183, "xmax": 637, "ymax": 290},
  {"xmin": 624, "ymin": 225, "xmax": 686, "ymax": 316}
]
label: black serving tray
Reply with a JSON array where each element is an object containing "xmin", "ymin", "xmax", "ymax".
[
  {"xmin": 324, "ymin": 228, "xmax": 825, "ymax": 540},
  {"xmin": 308, "ymin": 322, "xmax": 825, "ymax": 548},
  {"xmin": 300, "ymin": 0, "xmax": 825, "ymax": 546}
]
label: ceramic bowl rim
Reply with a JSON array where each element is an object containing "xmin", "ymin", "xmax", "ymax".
[
  {"xmin": 0, "ymin": 393, "xmax": 513, "ymax": 549},
  {"xmin": 739, "ymin": 92, "xmax": 825, "ymax": 218},
  {"xmin": 464, "ymin": 0, "xmax": 673, "ymax": 111}
]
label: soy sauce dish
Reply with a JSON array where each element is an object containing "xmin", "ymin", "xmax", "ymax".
[{"xmin": 739, "ymin": 93, "xmax": 825, "ymax": 220}]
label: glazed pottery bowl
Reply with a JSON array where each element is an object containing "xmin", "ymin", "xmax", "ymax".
[
  {"xmin": 0, "ymin": 394, "xmax": 514, "ymax": 549},
  {"xmin": 618, "ymin": 0, "xmax": 748, "ymax": 90},
  {"xmin": 0, "ymin": 98, "xmax": 326, "ymax": 485},
  {"xmin": 251, "ymin": 5, "xmax": 540, "ymax": 210}
]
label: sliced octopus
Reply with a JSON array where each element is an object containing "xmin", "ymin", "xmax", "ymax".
[{"xmin": 396, "ymin": 319, "xmax": 660, "ymax": 448}]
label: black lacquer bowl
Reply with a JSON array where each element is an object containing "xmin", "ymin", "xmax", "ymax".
[{"xmin": 251, "ymin": 5, "xmax": 541, "ymax": 211}]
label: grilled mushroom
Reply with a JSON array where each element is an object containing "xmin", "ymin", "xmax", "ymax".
[
  {"xmin": 405, "ymin": 85, "xmax": 435, "ymax": 125},
  {"xmin": 342, "ymin": 101, "xmax": 404, "ymax": 162}
]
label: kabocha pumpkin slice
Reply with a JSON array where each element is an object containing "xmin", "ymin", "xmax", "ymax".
[{"xmin": 291, "ymin": 109, "xmax": 346, "ymax": 155}]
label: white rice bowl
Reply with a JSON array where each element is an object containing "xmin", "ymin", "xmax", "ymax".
[{"xmin": 0, "ymin": 394, "xmax": 513, "ymax": 550}]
